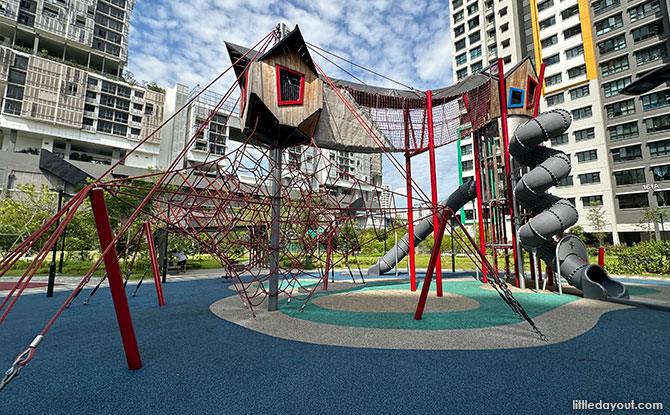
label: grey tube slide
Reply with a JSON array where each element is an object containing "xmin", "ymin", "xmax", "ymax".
[
  {"xmin": 509, "ymin": 110, "xmax": 628, "ymax": 300},
  {"xmin": 367, "ymin": 180, "xmax": 477, "ymax": 276}
]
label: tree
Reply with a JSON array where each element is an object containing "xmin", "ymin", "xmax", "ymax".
[
  {"xmin": 639, "ymin": 206, "xmax": 668, "ymax": 241},
  {"xmin": 568, "ymin": 225, "xmax": 586, "ymax": 243},
  {"xmin": 586, "ymin": 202, "xmax": 607, "ymax": 247}
]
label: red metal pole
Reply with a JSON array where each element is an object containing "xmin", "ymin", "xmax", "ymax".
[
  {"xmin": 598, "ymin": 247, "xmax": 605, "ymax": 268},
  {"xmin": 426, "ymin": 90, "xmax": 442, "ymax": 295},
  {"xmin": 547, "ymin": 265, "xmax": 554, "ymax": 286},
  {"xmin": 462, "ymin": 94, "xmax": 487, "ymax": 283},
  {"xmin": 533, "ymin": 63, "xmax": 547, "ymax": 118},
  {"xmin": 537, "ymin": 255, "xmax": 543, "ymax": 281},
  {"xmin": 414, "ymin": 209, "xmax": 449, "ymax": 320},
  {"xmin": 405, "ymin": 152, "xmax": 417, "ymax": 291},
  {"xmin": 497, "ymin": 58, "xmax": 520, "ymax": 287},
  {"xmin": 90, "ymin": 188, "xmax": 142, "ymax": 370},
  {"xmin": 144, "ymin": 222, "xmax": 165, "ymax": 306}
]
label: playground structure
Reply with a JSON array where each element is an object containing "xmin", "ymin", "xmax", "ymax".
[{"xmin": 0, "ymin": 23, "xmax": 642, "ymax": 390}]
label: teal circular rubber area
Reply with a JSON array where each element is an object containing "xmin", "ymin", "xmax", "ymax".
[{"xmin": 278, "ymin": 280, "xmax": 579, "ymax": 330}]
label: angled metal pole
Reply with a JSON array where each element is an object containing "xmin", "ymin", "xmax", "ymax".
[{"xmin": 90, "ymin": 188, "xmax": 142, "ymax": 370}]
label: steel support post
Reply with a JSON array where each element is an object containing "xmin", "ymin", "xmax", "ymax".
[
  {"xmin": 144, "ymin": 222, "xmax": 165, "ymax": 306},
  {"xmin": 268, "ymin": 143, "xmax": 281, "ymax": 311},
  {"xmin": 426, "ymin": 90, "xmax": 442, "ymax": 295},
  {"xmin": 405, "ymin": 153, "xmax": 417, "ymax": 291},
  {"xmin": 90, "ymin": 188, "xmax": 142, "ymax": 370}
]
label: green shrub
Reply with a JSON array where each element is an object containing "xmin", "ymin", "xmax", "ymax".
[{"xmin": 614, "ymin": 241, "xmax": 670, "ymax": 275}]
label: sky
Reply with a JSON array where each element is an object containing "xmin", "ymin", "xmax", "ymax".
[{"xmin": 126, "ymin": 0, "xmax": 459, "ymax": 206}]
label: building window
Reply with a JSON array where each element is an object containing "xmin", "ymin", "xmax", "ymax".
[
  {"xmin": 649, "ymin": 139, "xmax": 670, "ymax": 158},
  {"xmin": 544, "ymin": 54, "xmax": 560, "ymax": 66},
  {"xmin": 593, "ymin": 0, "xmax": 620, "ymax": 15},
  {"xmin": 645, "ymin": 114, "xmax": 670, "ymax": 133},
  {"xmin": 567, "ymin": 198, "xmax": 576, "ymax": 206},
  {"xmin": 539, "ymin": 16, "xmax": 556, "ymax": 30},
  {"xmin": 545, "ymin": 73, "xmax": 562, "ymax": 87},
  {"xmin": 551, "ymin": 133, "xmax": 569, "ymax": 146},
  {"xmin": 469, "ymin": 31, "xmax": 481, "ymax": 44},
  {"xmin": 629, "ymin": 0, "xmax": 661, "ymax": 23},
  {"xmin": 537, "ymin": 0, "xmax": 554, "ymax": 12},
  {"xmin": 501, "ymin": 39, "xmax": 510, "ymax": 49},
  {"xmin": 462, "ymin": 160, "xmax": 474, "ymax": 170},
  {"xmin": 570, "ymin": 85, "xmax": 590, "ymax": 100},
  {"xmin": 657, "ymin": 190, "xmax": 670, "ymax": 206},
  {"xmin": 467, "ymin": 3, "xmax": 478, "ymax": 15},
  {"xmin": 595, "ymin": 14, "xmax": 623, "ymax": 36},
  {"xmin": 653, "ymin": 165, "xmax": 670, "ymax": 181},
  {"xmin": 461, "ymin": 144, "xmax": 472, "ymax": 155},
  {"xmin": 6, "ymin": 85, "xmax": 24, "ymax": 100},
  {"xmin": 611, "ymin": 144, "xmax": 642, "ymax": 162},
  {"xmin": 454, "ymin": 10, "xmax": 464, "ymax": 23},
  {"xmin": 574, "ymin": 127, "xmax": 595, "ymax": 141},
  {"xmin": 276, "ymin": 65, "xmax": 304, "ymax": 105},
  {"xmin": 582, "ymin": 195, "xmax": 603, "ymax": 206},
  {"xmin": 13, "ymin": 56, "xmax": 28, "ymax": 70},
  {"xmin": 456, "ymin": 53, "xmax": 467, "ymax": 66},
  {"xmin": 453, "ymin": 0, "xmax": 463, "ymax": 9},
  {"xmin": 635, "ymin": 43, "xmax": 667, "ymax": 65},
  {"xmin": 499, "ymin": 7, "xmax": 507, "ymax": 16},
  {"xmin": 563, "ymin": 24, "xmax": 581, "ymax": 39},
  {"xmin": 598, "ymin": 34, "xmax": 626, "ymax": 55},
  {"xmin": 468, "ymin": 16, "xmax": 480, "ymax": 29},
  {"xmin": 556, "ymin": 175, "xmax": 573, "ymax": 187},
  {"xmin": 457, "ymin": 68, "xmax": 468, "ymax": 80},
  {"xmin": 576, "ymin": 149, "xmax": 598, "ymax": 162},
  {"xmin": 454, "ymin": 24, "xmax": 465, "ymax": 37},
  {"xmin": 572, "ymin": 106, "xmax": 592, "ymax": 120},
  {"xmin": 144, "ymin": 103, "xmax": 154, "ymax": 115},
  {"xmin": 614, "ymin": 168, "xmax": 646, "ymax": 185},
  {"xmin": 471, "ymin": 61, "xmax": 483, "ymax": 72},
  {"xmin": 565, "ymin": 45, "xmax": 584, "ymax": 59},
  {"xmin": 456, "ymin": 39, "xmax": 466, "ymax": 51},
  {"xmin": 603, "ymin": 77, "xmax": 631, "ymax": 98},
  {"xmin": 4, "ymin": 100, "xmax": 21, "ymax": 115},
  {"xmin": 605, "ymin": 99, "xmax": 635, "ymax": 119},
  {"xmin": 618, "ymin": 193, "xmax": 649, "ymax": 209},
  {"xmin": 641, "ymin": 89, "xmax": 670, "ymax": 111},
  {"xmin": 600, "ymin": 55, "xmax": 629, "ymax": 76},
  {"xmin": 578, "ymin": 172, "xmax": 600, "ymax": 184},
  {"xmin": 541, "ymin": 34, "xmax": 559, "ymax": 48},
  {"xmin": 561, "ymin": 5, "xmax": 579, "ymax": 19},
  {"xmin": 568, "ymin": 65, "xmax": 587, "ymax": 79},
  {"xmin": 470, "ymin": 46, "xmax": 482, "ymax": 59},
  {"xmin": 608, "ymin": 122, "xmax": 639, "ymax": 141},
  {"xmin": 632, "ymin": 21, "xmax": 664, "ymax": 42},
  {"xmin": 546, "ymin": 92, "xmax": 564, "ymax": 107},
  {"xmin": 8, "ymin": 69, "xmax": 26, "ymax": 85}
]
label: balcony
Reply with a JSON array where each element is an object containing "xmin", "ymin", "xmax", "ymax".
[
  {"xmin": 85, "ymin": 96, "xmax": 97, "ymax": 104},
  {"xmin": 82, "ymin": 124, "xmax": 95, "ymax": 131},
  {"xmin": 83, "ymin": 110, "xmax": 96, "ymax": 117},
  {"xmin": 130, "ymin": 106, "xmax": 142, "ymax": 115},
  {"xmin": 129, "ymin": 120, "xmax": 141, "ymax": 128}
]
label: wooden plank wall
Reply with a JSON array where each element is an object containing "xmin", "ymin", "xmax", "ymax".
[{"xmin": 244, "ymin": 51, "xmax": 323, "ymax": 128}]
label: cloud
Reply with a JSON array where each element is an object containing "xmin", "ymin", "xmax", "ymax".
[{"xmin": 127, "ymin": 0, "xmax": 460, "ymax": 202}]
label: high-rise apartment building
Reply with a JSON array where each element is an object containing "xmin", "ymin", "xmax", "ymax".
[
  {"xmin": 452, "ymin": 0, "xmax": 670, "ymax": 243},
  {"xmin": 0, "ymin": 0, "xmax": 170, "ymax": 193}
]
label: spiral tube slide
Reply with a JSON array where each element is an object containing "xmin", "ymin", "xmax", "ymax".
[
  {"xmin": 367, "ymin": 181, "xmax": 477, "ymax": 276},
  {"xmin": 510, "ymin": 110, "xmax": 628, "ymax": 300}
]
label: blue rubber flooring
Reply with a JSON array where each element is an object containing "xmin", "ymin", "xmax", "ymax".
[{"xmin": 0, "ymin": 276, "xmax": 668, "ymax": 415}]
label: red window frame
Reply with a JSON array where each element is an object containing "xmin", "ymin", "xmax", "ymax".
[
  {"xmin": 276, "ymin": 64, "xmax": 305, "ymax": 106},
  {"xmin": 526, "ymin": 75, "xmax": 538, "ymax": 109}
]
